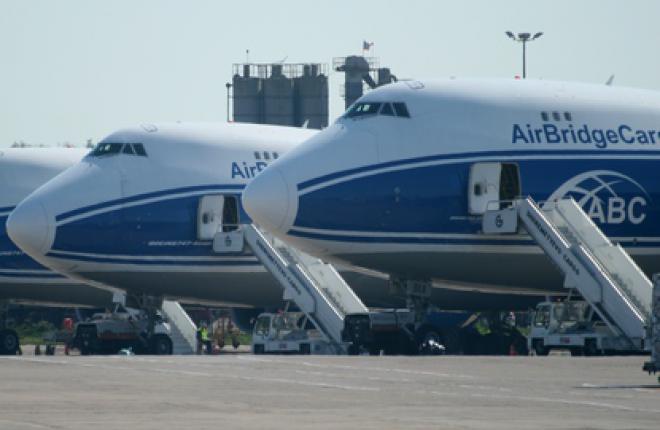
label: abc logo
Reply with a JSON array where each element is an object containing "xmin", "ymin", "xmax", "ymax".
[{"xmin": 546, "ymin": 170, "xmax": 648, "ymax": 225}]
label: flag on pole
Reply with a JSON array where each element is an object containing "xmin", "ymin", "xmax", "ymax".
[{"xmin": 362, "ymin": 40, "xmax": 374, "ymax": 51}]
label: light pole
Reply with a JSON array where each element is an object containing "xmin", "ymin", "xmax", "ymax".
[
  {"xmin": 225, "ymin": 82, "xmax": 232, "ymax": 122},
  {"xmin": 505, "ymin": 31, "xmax": 543, "ymax": 79}
]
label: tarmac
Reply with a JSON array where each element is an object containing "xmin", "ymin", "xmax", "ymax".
[{"xmin": 1, "ymin": 353, "xmax": 659, "ymax": 430}]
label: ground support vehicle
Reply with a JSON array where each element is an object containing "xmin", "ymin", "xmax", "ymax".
[
  {"xmin": 528, "ymin": 300, "xmax": 644, "ymax": 356},
  {"xmin": 0, "ymin": 301, "xmax": 20, "ymax": 355},
  {"xmin": 343, "ymin": 309, "xmax": 527, "ymax": 355},
  {"xmin": 0, "ymin": 327, "xmax": 19, "ymax": 355},
  {"xmin": 251, "ymin": 312, "xmax": 332, "ymax": 354},
  {"xmin": 71, "ymin": 304, "xmax": 173, "ymax": 355}
]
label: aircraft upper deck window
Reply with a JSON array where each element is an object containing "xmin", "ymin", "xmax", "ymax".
[
  {"xmin": 393, "ymin": 102, "xmax": 410, "ymax": 118},
  {"xmin": 344, "ymin": 102, "xmax": 382, "ymax": 118},
  {"xmin": 90, "ymin": 143, "xmax": 123, "ymax": 157}
]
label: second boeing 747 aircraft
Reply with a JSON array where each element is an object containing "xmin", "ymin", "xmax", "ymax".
[
  {"xmin": 242, "ymin": 78, "xmax": 660, "ymax": 295},
  {"xmin": 7, "ymin": 123, "xmax": 319, "ymax": 308}
]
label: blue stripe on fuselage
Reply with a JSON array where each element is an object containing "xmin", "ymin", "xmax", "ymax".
[
  {"xmin": 288, "ymin": 229, "xmax": 533, "ymax": 245},
  {"xmin": 52, "ymin": 188, "xmax": 252, "ymax": 257},
  {"xmin": 56, "ymin": 184, "xmax": 245, "ymax": 222},
  {"xmin": 293, "ymin": 155, "xmax": 660, "ymax": 240},
  {"xmin": 45, "ymin": 251, "xmax": 261, "ymax": 266},
  {"xmin": 0, "ymin": 271, "xmax": 65, "ymax": 278},
  {"xmin": 286, "ymin": 228, "xmax": 660, "ymax": 247},
  {"xmin": 297, "ymin": 149, "xmax": 660, "ymax": 192}
]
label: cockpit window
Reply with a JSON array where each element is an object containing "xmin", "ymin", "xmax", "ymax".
[
  {"xmin": 122, "ymin": 144, "xmax": 135, "ymax": 155},
  {"xmin": 90, "ymin": 143, "xmax": 123, "ymax": 157},
  {"xmin": 133, "ymin": 143, "xmax": 147, "ymax": 157},
  {"xmin": 89, "ymin": 142, "xmax": 148, "ymax": 158},
  {"xmin": 393, "ymin": 102, "xmax": 410, "ymax": 118},
  {"xmin": 343, "ymin": 101, "xmax": 411, "ymax": 119},
  {"xmin": 344, "ymin": 102, "xmax": 382, "ymax": 118},
  {"xmin": 380, "ymin": 103, "xmax": 395, "ymax": 116}
]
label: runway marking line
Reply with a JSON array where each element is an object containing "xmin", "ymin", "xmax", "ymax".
[
  {"xmin": 429, "ymin": 390, "xmax": 660, "ymax": 414},
  {"xmin": 0, "ymin": 419, "xmax": 54, "ymax": 429},
  {"xmin": 236, "ymin": 355, "xmax": 475, "ymax": 379}
]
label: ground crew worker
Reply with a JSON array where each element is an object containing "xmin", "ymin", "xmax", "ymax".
[
  {"xmin": 196, "ymin": 323, "xmax": 204, "ymax": 354},
  {"xmin": 200, "ymin": 323, "xmax": 212, "ymax": 354}
]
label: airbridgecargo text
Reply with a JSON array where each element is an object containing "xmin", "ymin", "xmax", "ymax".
[
  {"xmin": 512, "ymin": 123, "xmax": 659, "ymax": 149},
  {"xmin": 231, "ymin": 161, "xmax": 268, "ymax": 179}
]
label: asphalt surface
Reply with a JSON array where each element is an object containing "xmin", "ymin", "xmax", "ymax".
[{"xmin": 1, "ymin": 354, "xmax": 659, "ymax": 429}]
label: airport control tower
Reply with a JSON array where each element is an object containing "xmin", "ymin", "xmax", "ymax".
[
  {"xmin": 230, "ymin": 63, "xmax": 329, "ymax": 130},
  {"xmin": 333, "ymin": 55, "xmax": 397, "ymax": 110}
]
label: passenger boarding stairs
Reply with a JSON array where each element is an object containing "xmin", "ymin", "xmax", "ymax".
[
  {"xmin": 643, "ymin": 275, "xmax": 660, "ymax": 376},
  {"xmin": 161, "ymin": 300, "xmax": 197, "ymax": 354},
  {"xmin": 214, "ymin": 224, "xmax": 369, "ymax": 353},
  {"xmin": 483, "ymin": 197, "xmax": 652, "ymax": 349}
]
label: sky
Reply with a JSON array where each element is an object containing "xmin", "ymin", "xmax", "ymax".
[{"xmin": 1, "ymin": 0, "xmax": 659, "ymax": 147}]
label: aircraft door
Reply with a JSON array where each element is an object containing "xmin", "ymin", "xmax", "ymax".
[
  {"xmin": 469, "ymin": 163, "xmax": 501, "ymax": 215},
  {"xmin": 468, "ymin": 162, "xmax": 520, "ymax": 214},
  {"xmin": 221, "ymin": 195, "xmax": 239, "ymax": 232},
  {"xmin": 197, "ymin": 195, "xmax": 224, "ymax": 240}
]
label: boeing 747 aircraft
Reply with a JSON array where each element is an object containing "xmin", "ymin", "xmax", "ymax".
[
  {"xmin": 241, "ymin": 78, "xmax": 660, "ymax": 296},
  {"xmin": 1, "ymin": 148, "xmax": 114, "ymax": 354},
  {"xmin": 7, "ymin": 123, "xmax": 318, "ymax": 308}
]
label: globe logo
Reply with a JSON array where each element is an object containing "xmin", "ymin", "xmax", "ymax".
[{"xmin": 545, "ymin": 170, "xmax": 648, "ymax": 225}]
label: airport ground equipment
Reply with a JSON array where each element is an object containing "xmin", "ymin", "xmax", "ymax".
[
  {"xmin": 251, "ymin": 311, "xmax": 331, "ymax": 354},
  {"xmin": 71, "ymin": 300, "xmax": 196, "ymax": 355},
  {"xmin": 160, "ymin": 300, "xmax": 198, "ymax": 354},
  {"xmin": 643, "ymin": 275, "xmax": 660, "ymax": 381},
  {"xmin": 483, "ymin": 197, "xmax": 653, "ymax": 362},
  {"xmin": 342, "ymin": 309, "xmax": 418, "ymax": 355},
  {"xmin": 216, "ymin": 225, "xmax": 528, "ymax": 355},
  {"xmin": 214, "ymin": 224, "xmax": 369, "ymax": 354},
  {"xmin": 528, "ymin": 300, "xmax": 643, "ymax": 356},
  {"xmin": 0, "ymin": 300, "xmax": 20, "ymax": 355},
  {"xmin": 42, "ymin": 323, "xmax": 75, "ymax": 355},
  {"xmin": 211, "ymin": 314, "xmax": 241, "ymax": 350}
]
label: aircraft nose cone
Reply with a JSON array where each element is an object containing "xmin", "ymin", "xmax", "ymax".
[
  {"xmin": 6, "ymin": 197, "xmax": 50, "ymax": 258},
  {"xmin": 242, "ymin": 167, "xmax": 292, "ymax": 233}
]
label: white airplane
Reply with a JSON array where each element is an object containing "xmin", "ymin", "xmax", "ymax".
[
  {"xmin": 6, "ymin": 122, "xmax": 538, "ymax": 315},
  {"xmin": 241, "ymin": 78, "xmax": 660, "ymax": 296},
  {"xmin": 6, "ymin": 123, "xmax": 317, "ymax": 308},
  {"xmin": 1, "ymin": 148, "xmax": 114, "ymax": 354}
]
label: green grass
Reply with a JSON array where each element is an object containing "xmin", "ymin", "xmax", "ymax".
[
  {"xmin": 9, "ymin": 320, "xmax": 57, "ymax": 345},
  {"xmin": 517, "ymin": 326, "xmax": 530, "ymax": 337},
  {"xmin": 218, "ymin": 332, "xmax": 251, "ymax": 347}
]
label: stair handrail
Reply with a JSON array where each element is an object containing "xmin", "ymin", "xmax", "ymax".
[
  {"xmin": 286, "ymin": 246, "xmax": 365, "ymax": 316},
  {"xmin": 552, "ymin": 199, "xmax": 651, "ymax": 319},
  {"xmin": 161, "ymin": 300, "xmax": 197, "ymax": 352},
  {"xmin": 247, "ymin": 225, "xmax": 346, "ymax": 350}
]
